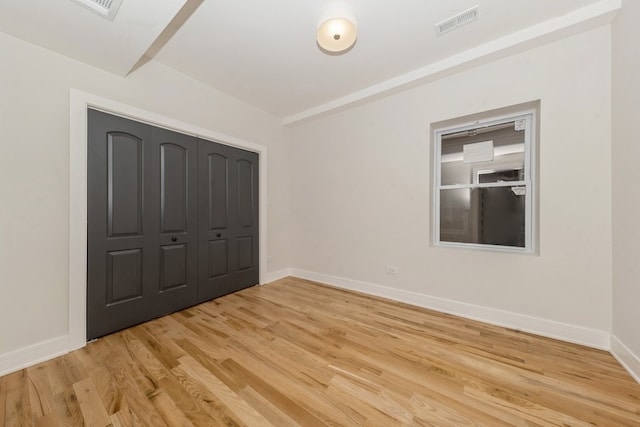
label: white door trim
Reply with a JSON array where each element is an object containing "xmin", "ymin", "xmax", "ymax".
[{"xmin": 68, "ymin": 89, "xmax": 268, "ymax": 351}]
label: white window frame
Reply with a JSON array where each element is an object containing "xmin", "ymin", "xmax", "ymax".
[{"xmin": 433, "ymin": 109, "xmax": 536, "ymax": 253}]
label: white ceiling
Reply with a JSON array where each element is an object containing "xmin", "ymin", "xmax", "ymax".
[
  {"xmin": 0, "ymin": 0, "xmax": 620, "ymax": 123},
  {"xmin": 0, "ymin": 0, "xmax": 187, "ymax": 76}
]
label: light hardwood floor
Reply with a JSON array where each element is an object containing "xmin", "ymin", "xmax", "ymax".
[{"xmin": 2, "ymin": 277, "xmax": 639, "ymax": 426}]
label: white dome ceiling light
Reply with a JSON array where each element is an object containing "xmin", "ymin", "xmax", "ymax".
[{"xmin": 316, "ymin": 2, "xmax": 357, "ymax": 54}]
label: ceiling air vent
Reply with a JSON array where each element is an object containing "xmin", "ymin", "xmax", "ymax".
[
  {"xmin": 70, "ymin": 0, "xmax": 124, "ymax": 21},
  {"xmin": 435, "ymin": 6, "xmax": 479, "ymax": 36}
]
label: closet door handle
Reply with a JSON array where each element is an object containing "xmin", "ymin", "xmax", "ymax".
[
  {"xmin": 216, "ymin": 233, "xmax": 222, "ymax": 238},
  {"xmin": 171, "ymin": 237, "xmax": 177, "ymax": 242}
]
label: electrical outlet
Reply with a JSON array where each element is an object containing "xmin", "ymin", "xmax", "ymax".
[{"xmin": 386, "ymin": 265, "xmax": 398, "ymax": 275}]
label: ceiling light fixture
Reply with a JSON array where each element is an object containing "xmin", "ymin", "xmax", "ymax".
[{"xmin": 316, "ymin": 2, "xmax": 357, "ymax": 54}]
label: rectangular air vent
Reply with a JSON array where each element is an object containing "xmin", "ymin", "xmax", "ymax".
[
  {"xmin": 70, "ymin": 0, "xmax": 123, "ymax": 21},
  {"xmin": 435, "ymin": 6, "xmax": 479, "ymax": 36}
]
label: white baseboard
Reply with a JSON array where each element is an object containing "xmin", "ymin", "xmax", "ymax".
[
  {"xmin": 611, "ymin": 335, "xmax": 640, "ymax": 384},
  {"xmin": 289, "ymin": 269, "xmax": 611, "ymax": 350},
  {"xmin": 0, "ymin": 336, "xmax": 69, "ymax": 376},
  {"xmin": 264, "ymin": 268, "xmax": 292, "ymax": 284}
]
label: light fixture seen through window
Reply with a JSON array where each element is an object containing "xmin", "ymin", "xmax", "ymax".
[{"xmin": 316, "ymin": 2, "xmax": 357, "ymax": 54}]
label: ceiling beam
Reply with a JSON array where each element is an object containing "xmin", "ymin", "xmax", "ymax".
[{"xmin": 128, "ymin": 0, "xmax": 204, "ymax": 75}]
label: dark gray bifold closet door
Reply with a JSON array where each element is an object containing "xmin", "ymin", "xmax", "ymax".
[
  {"xmin": 87, "ymin": 110, "xmax": 198, "ymax": 339},
  {"xmin": 197, "ymin": 139, "xmax": 259, "ymax": 302}
]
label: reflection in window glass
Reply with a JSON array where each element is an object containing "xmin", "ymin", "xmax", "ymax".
[
  {"xmin": 434, "ymin": 113, "xmax": 534, "ymax": 251},
  {"xmin": 439, "ymin": 188, "xmax": 525, "ymax": 247},
  {"xmin": 440, "ymin": 121, "xmax": 525, "ymax": 186}
]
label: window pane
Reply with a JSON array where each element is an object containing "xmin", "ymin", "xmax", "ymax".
[
  {"xmin": 440, "ymin": 187, "xmax": 526, "ymax": 247},
  {"xmin": 440, "ymin": 120, "xmax": 526, "ymax": 186},
  {"xmin": 439, "ymin": 188, "xmax": 476, "ymax": 243}
]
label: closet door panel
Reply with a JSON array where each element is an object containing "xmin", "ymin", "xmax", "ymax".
[
  {"xmin": 152, "ymin": 126, "xmax": 198, "ymax": 315},
  {"xmin": 198, "ymin": 139, "xmax": 259, "ymax": 302},
  {"xmin": 87, "ymin": 110, "xmax": 154, "ymax": 339}
]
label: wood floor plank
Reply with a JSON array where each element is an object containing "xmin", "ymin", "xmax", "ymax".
[
  {"xmin": 26, "ymin": 364, "xmax": 57, "ymax": 420},
  {"xmin": 52, "ymin": 386, "xmax": 84, "ymax": 427},
  {"xmin": 0, "ymin": 374, "xmax": 7, "ymax": 426},
  {"xmin": 220, "ymin": 357, "xmax": 329, "ymax": 427},
  {"xmin": 329, "ymin": 373, "xmax": 413, "ymax": 424},
  {"xmin": 1, "ymin": 277, "xmax": 639, "ymax": 426},
  {"xmin": 4, "ymin": 371, "xmax": 30, "ymax": 427},
  {"xmin": 156, "ymin": 375, "xmax": 221, "ymax": 427},
  {"xmin": 33, "ymin": 411, "xmax": 63, "ymax": 427},
  {"xmin": 169, "ymin": 362, "xmax": 244, "ymax": 426},
  {"xmin": 88, "ymin": 367, "xmax": 121, "ymax": 417},
  {"xmin": 92, "ymin": 335, "xmax": 169, "ymax": 427},
  {"xmin": 176, "ymin": 354, "xmax": 273, "ymax": 426},
  {"xmin": 148, "ymin": 389, "xmax": 194, "ymax": 427},
  {"xmin": 238, "ymin": 385, "xmax": 301, "ymax": 427},
  {"xmin": 72, "ymin": 377, "xmax": 112, "ymax": 427},
  {"xmin": 222, "ymin": 340, "xmax": 364, "ymax": 426},
  {"xmin": 130, "ymin": 325, "xmax": 181, "ymax": 371}
]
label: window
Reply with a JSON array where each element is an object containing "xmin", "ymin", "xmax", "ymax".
[{"xmin": 433, "ymin": 109, "xmax": 536, "ymax": 252}]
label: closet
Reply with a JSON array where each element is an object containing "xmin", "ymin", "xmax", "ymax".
[{"xmin": 87, "ymin": 109, "xmax": 259, "ymax": 339}]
